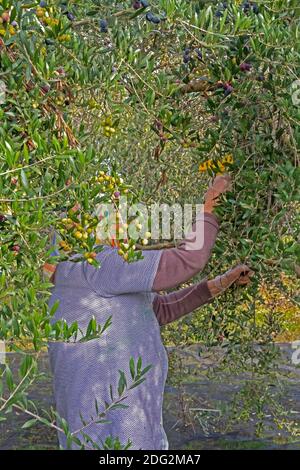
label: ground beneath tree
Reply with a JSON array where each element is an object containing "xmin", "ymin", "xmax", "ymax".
[{"xmin": 0, "ymin": 343, "xmax": 299, "ymax": 450}]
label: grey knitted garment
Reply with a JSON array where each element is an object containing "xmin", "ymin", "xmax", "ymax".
[{"xmin": 47, "ymin": 245, "xmax": 169, "ymax": 450}]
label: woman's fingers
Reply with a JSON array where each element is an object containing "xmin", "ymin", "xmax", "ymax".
[
  {"xmin": 208, "ymin": 173, "xmax": 231, "ymax": 187},
  {"xmin": 235, "ymin": 265, "xmax": 255, "ymax": 286},
  {"xmin": 204, "ymin": 173, "xmax": 232, "ymax": 202},
  {"xmin": 226, "ymin": 264, "xmax": 254, "ymax": 286},
  {"xmin": 213, "ymin": 173, "xmax": 232, "ymax": 190},
  {"xmin": 236, "ymin": 274, "xmax": 252, "ymax": 285},
  {"xmin": 207, "ymin": 263, "xmax": 254, "ymax": 298}
]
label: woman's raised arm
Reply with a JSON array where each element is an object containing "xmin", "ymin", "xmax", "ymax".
[
  {"xmin": 152, "ymin": 211, "xmax": 219, "ymax": 291},
  {"xmin": 152, "ymin": 174, "xmax": 232, "ymax": 292}
]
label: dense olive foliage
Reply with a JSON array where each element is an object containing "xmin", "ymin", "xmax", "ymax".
[{"xmin": 0, "ymin": 0, "xmax": 299, "ymax": 448}]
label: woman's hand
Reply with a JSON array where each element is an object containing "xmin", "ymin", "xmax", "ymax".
[
  {"xmin": 234, "ymin": 265, "xmax": 255, "ymax": 286},
  {"xmin": 207, "ymin": 264, "xmax": 255, "ymax": 298},
  {"xmin": 203, "ymin": 173, "xmax": 232, "ymax": 213}
]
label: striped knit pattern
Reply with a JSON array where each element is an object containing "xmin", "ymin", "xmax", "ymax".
[{"xmin": 48, "ymin": 245, "xmax": 169, "ymax": 450}]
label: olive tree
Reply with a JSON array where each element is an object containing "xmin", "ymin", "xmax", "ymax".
[{"xmin": 0, "ymin": 0, "xmax": 299, "ymax": 448}]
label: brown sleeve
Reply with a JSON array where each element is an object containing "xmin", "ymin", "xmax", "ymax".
[
  {"xmin": 152, "ymin": 279, "xmax": 213, "ymax": 326},
  {"xmin": 152, "ymin": 211, "xmax": 219, "ymax": 292}
]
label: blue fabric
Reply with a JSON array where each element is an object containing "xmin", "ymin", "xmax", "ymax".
[{"xmin": 48, "ymin": 246, "xmax": 169, "ymax": 450}]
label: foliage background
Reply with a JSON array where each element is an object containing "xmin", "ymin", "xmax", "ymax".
[{"xmin": 0, "ymin": 0, "xmax": 299, "ymax": 448}]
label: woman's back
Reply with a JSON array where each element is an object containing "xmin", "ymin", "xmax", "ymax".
[{"xmin": 48, "ymin": 245, "xmax": 169, "ymax": 450}]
